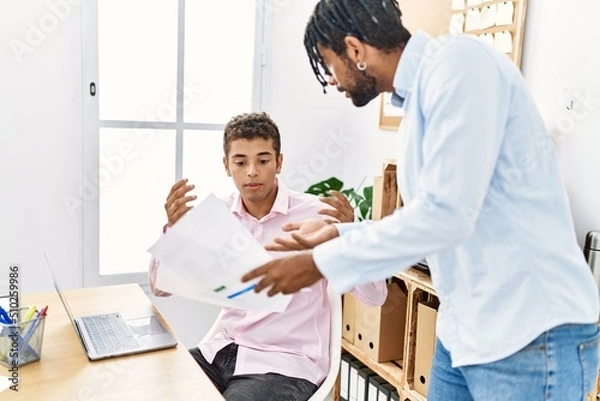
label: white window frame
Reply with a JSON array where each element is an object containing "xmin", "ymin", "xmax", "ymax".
[{"xmin": 82, "ymin": 0, "xmax": 266, "ymax": 289}]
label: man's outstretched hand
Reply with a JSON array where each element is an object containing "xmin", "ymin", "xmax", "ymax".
[
  {"xmin": 265, "ymin": 219, "xmax": 340, "ymax": 251},
  {"xmin": 241, "ymin": 252, "xmax": 324, "ymax": 296}
]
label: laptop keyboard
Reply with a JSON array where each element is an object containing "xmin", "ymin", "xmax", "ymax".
[{"xmin": 81, "ymin": 313, "xmax": 139, "ymax": 355}]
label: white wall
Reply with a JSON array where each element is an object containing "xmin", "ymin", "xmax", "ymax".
[
  {"xmin": 0, "ymin": 1, "xmax": 84, "ymax": 292},
  {"xmin": 263, "ymin": 0, "xmax": 350, "ymax": 192},
  {"xmin": 520, "ymin": 0, "xmax": 600, "ymax": 245},
  {"xmin": 339, "ymin": 97, "xmax": 401, "ymax": 190}
]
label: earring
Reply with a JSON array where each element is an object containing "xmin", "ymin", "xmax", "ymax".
[{"xmin": 356, "ymin": 61, "xmax": 367, "ymax": 71}]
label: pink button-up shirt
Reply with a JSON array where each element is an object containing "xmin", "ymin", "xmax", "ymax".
[{"xmin": 149, "ymin": 181, "xmax": 387, "ymax": 385}]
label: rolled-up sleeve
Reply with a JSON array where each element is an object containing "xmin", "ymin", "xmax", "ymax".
[{"xmin": 334, "ymin": 220, "xmax": 370, "ymax": 236}]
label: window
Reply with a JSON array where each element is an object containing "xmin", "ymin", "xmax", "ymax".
[{"xmin": 82, "ymin": 0, "xmax": 263, "ymax": 287}]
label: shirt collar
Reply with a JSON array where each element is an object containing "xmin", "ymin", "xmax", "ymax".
[
  {"xmin": 391, "ymin": 30, "xmax": 431, "ymax": 107},
  {"xmin": 230, "ymin": 177, "xmax": 290, "ymax": 219}
]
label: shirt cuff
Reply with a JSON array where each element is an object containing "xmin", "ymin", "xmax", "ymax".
[
  {"xmin": 333, "ymin": 220, "xmax": 369, "ymax": 236},
  {"xmin": 313, "ymin": 237, "xmax": 363, "ymax": 295}
]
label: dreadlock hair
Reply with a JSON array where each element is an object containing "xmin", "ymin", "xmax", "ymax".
[
  {"xmin": 304, "ymin": 0, "xmax": 411, "ymax": 92},
  {"xmin": 223, "ymin": 112, "xmax": 281, "ymax": 157}
]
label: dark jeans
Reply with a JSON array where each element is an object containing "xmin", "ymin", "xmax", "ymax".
[{"xmin": 189, "ymin": 343, "xmax": 318, "ymax": 401}]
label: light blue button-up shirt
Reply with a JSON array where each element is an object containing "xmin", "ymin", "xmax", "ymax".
[{"xmin": 314, "ymin": 30, "xmax": 599, "ymax": 367}]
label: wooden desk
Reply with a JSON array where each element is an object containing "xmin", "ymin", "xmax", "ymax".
[{"xmin": 2, "ymin": 284, "xmax": 224, "ymax": 401}]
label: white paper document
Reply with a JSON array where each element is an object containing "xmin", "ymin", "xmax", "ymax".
[
  {"xmin": 494, "ymin": 30, "xmax": 513, "ymax": 53},
  {"xmin": 465, "ymin": 8, "xmax": 481, "ymax": 31},
  {"xmin": 496, "ymin": 1, "xmax": 514, "ymax": 26},
  {"xmin": 449, "ymin": 13, "xmax": 465, "ymax": 34},
  {"xmin": 479, "ymin": 4, "xmax": 497, "ymax": 29},
  {"xmin": 451, "ymin": 0, "xmax": 465, "ymax": 11},
  {"xmin": 148, "ymin": 194, "xmax": 292, "ymax": 312},
  {"xmin": 0, "ymin": 376, "xmax": 11, "ymax": 393},
  {"xmin": 479, "ymin": 32, "xmax": 495, "ymax": 47}
]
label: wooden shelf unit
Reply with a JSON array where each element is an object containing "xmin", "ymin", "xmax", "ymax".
[
  {"xmin": 396, "ymin": 268, "xmax": 438, "ymax": 400},
  {"xmin": 380, "ymin": 0, "xmax": 529, "ymax": 130},
  {"xmin": 338, "ymin": 267, "xmax": 439, "ymax": 401},
  {"xmin": 401, "ymin": 388, "xmax": 427, "ymax": 401},
  {"xmin": 340, "ymin": 266, "xmax": 600, "ymax": 401},
  {"xmin": 396, "ymin": 267, "xmax": 435, "ymax": 294},
  {"xmin": 591, "ymin": 373, "xmax": 600, "ymax": 401},
  {"xmin": 341, "ymin": 339, "xmax": 404, "ymax": 393}
]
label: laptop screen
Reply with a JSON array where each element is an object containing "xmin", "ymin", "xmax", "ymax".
[{"xmin": 43, "ymin": 253, "xmax": 77, "ymax": 330}]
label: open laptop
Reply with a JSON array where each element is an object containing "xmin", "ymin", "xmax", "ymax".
[{"xmin": 44, "ymin": 253, "xmax": 177, "ymax": 360}]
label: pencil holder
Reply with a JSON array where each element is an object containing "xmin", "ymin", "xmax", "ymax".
[{"xmin": 0, "ymin": 307, "xmax": 46, "ymax": 367}]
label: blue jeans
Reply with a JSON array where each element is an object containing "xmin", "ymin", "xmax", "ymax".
[
  {"xmin": 428, "ymin": 323, "xmax": 600, "ymax": 401},
  {"xmin": 189, "ymin": 343, "xmax": 317, "ymax": 401}
]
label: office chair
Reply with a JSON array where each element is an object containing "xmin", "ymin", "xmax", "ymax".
[
  {"xmin": 307, "ymin": 284, "xmax": 342, "ymax": 401},
  {"xmin": 199, "ymin": 284, "xmax": 342, "ymax": 401}
]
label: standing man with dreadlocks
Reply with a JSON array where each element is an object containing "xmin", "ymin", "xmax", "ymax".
[{"xmin": 243, "ymin": 1, "xmax": 600, "ymax": 400}]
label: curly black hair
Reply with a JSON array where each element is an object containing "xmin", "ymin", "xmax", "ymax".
[
  {"xmin": 223, "ymin": 112, "xmax": 281, "ymax": 157},
  {"xmin": 304, "ymin": 0, "xmax": 411, "ymax": 92}
]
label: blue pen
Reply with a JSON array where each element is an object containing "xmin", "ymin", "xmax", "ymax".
[
  {"xmin": 0, "ymin": 306, "xmax": 12, "ymax": 325},
  {"xmin": 227, "ymin": 284, "xmax": 256, "ymax": 299}
]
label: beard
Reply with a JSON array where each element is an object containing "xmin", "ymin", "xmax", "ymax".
[{"xmin": 346, "ymin": 69, "xmax": 380, "ymax": 107}]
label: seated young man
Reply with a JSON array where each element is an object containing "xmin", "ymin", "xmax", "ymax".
[{"xmin": 149, "ymin": 112, "xmax": 387, "ymax": 401}]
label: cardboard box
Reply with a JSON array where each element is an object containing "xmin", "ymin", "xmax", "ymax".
[
  {"xmin": 371, "ymin": 176, "xmax": 383, "ymax": 221},
  {"xmin": 353, "ymin": 282, "xmax": 408, "ymax": 362},
  {"xmin": 381, "ymin": 160, "xmax": 398, "ymax": 218},
  {"xmin": 372, "ymin": 160, "xmax": 401, "ymax": 221},
  {"xmin": 414, "ymin": 302, "xmax": 438, "ymax": 397},
  {"xmin": 342, "ymin": 293, "xmax": 356, "ymax": 343}
]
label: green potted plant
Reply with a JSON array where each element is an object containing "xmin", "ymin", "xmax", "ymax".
[{"xmin": 305, "ymin": 177, "xmax": 373, "ymax": 221}]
